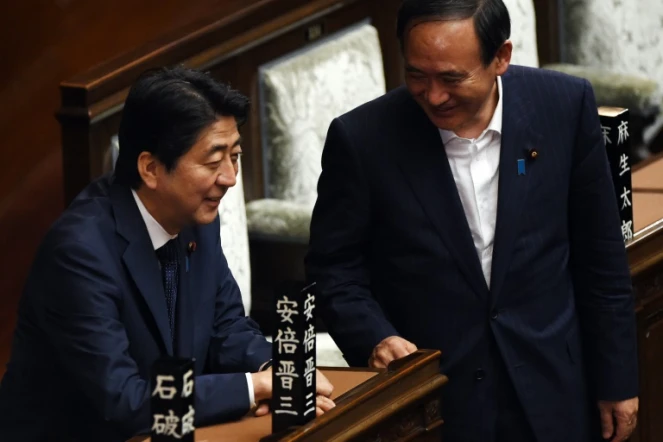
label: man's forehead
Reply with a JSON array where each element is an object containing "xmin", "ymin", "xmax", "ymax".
[
  {"xmin": 405, "ymin": 18, "xmax": 481, "ymax": 67},
  {"xmin": 209, "ymin": 117, "xmax": 239, "ymax": 133},
  {"xmin": 406, "ymin": 15, "xmax": 474, "ymax": 37},
  {"xmin": 201, "ymin": 119, "xmax": 240, "ymax": 140}
]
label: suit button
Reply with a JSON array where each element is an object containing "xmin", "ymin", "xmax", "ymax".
[
  {"xmin": 490, "ymin": 309, "xmax": 499, "ymax": 320},
  {"xmin": 475, "ymin": 369, "xmax": 486, "ymax": 381}
]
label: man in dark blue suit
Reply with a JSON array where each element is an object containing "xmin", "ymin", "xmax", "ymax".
[
  {"xmin": 0, "ymin": 67, "xmax": 334, "ymax": 441},
  {"xmin": 306, "ymin": 0, "xmax": 638, "ymax": 441}
]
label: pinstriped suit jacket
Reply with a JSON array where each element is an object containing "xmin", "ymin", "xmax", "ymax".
[{"xmin": 306, "ymin": 65, "xmax": 637, "ymax": 441}]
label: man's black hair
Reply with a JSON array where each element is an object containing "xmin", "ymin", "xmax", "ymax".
[
  {"xmin": 396, "ymin": 0, "xmax": 511, "ymax": 66},
  {"xmin": 114, "ymin": 66, "xmax": 249, "ymax": 189}
]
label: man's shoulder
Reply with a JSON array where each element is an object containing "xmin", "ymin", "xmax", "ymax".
[
  {"xmin": 345, "ymin": 85, "xmax": 412, "ymax": 113},
  {"xmin": 335, "ymin": 86, "xmax": 417, "ymax": 133},
  {"xmin": 504, "ymin": 64, "xmax": 587, "ymax": 94},
  {"xmin": 338, "ymin": 86, "xmax": 411, "ymax": 119},
  {"xmin": 45, "ymin": 175, "xmax": 117, "ymax": 250},
  {"xmin": 503, "ymin": 65, "xmax": 591, "ymax": 122}
]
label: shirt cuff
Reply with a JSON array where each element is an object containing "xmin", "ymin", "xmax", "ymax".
[{"xmin": 245, "ymin": 372, "xmax": 256, "ymax": 409}]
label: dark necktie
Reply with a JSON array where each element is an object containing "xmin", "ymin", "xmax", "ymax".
[{"xmin": 156, "ymin": 239, "xmax": 179, "ymax": 341}]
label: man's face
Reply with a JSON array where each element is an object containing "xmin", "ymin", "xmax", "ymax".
[
  {"xmin": 154, "ymin": 115, "xmax": 241, "ymax": 231},
  {"xmin": 404, "ymin": 18, "xmax": 509, "ymax": 135}
]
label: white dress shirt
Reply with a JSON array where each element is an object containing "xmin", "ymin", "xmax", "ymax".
[
  {"xmin": 438, "ymin": 77, "xmax": 503, "ymax": 288},
  {"xmin": 131, "ymin": 190, "xmax": 257, "ymax": 408}
]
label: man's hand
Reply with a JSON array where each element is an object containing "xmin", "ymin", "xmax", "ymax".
[
  {"xmin": 252, "ymin": 368, "xmax": 336, "ymax": 417},
  {"xmin": 251, "ymin": 368, "xmax": 273, "ymax": 404},
  {"xmin": 598, "ymin": 397, "xmax": 639, "ymax": 441},
  {"xmin": 314, "ymin": 395, "xmax": 335, "ymax": 416},
  {"xmin": 316, "ymin": 369, "xmax": 334, "ymax": 397},
  {"xmin": 368, "ymin": 336, "xmax": 417, "ymax": 368},
  {"xmin": 255, "ymin": 395, "xmax": 336, "ymax": 417}
]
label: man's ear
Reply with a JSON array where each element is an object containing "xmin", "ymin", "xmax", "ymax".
[
  {"xmin": 137, "ymin": 151, "xmax": 160, "ymax": 190},
  {"xmin": 494, "ymin": 40, "xmax": 513, "ymax": 76}
]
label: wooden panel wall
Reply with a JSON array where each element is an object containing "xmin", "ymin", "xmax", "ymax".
[
  {"xmin": 0, "ymin": 0, "xmax": 262, "ymax": 377},
  {"xmin": 532, "ymin": 0, "xmax": 562, "ymax": 65}
]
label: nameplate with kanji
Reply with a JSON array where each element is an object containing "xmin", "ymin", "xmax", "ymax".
[
  {"xmin": 271, "ymin": 281, "xmax": 317, "ymax": 434},
  {"xmin": 599, "ymin": 106, "xmax": 633, "ymax": 242},
  {"xmin": 151, "ymin": 357, "xmax": 195, "ymax": 442}
]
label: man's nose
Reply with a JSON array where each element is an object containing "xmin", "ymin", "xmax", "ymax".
[
  {"xmin": 216, "ymin": 159, "xmax": 237, "ymax": 188},
  {"xmin": 426, "ymin": 80, "xmax": 450, "ymax": 107}
]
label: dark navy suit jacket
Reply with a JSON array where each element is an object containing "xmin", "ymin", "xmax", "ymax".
[
  {"xmin": 0, "ymin": 176, "xmax": 271, "ymax": 441},
  {"xmin": 306, "ymin": 65, "xmax": 638, "ymax": 441}
]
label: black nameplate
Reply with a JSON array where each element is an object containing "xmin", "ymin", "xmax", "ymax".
[
  {"xmin": 599, "ymin": 107, "xmax": 634, "ymax": 242},
  {"xmin": 151, "ymin": 357, "xmax": 195, "ymax": 441},
  {"xmin": 271, "ymin": 281, "xmax": 317, "ymax": 434}
]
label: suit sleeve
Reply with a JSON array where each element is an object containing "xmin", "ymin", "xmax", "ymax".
[
  {"xmin": 568, "ymin": 80, "xmax": 638, "ymax": 401},
  {"xmin": 306, "ymin": 117, "xmax": 400, "ymax": 367},
  {"xmin": 42, "ymin": 239, "xmax": 258, "ymax": 439},
  {"xmin": 206, "ymin": 224, "xmax": 272, "ymax": 374}
]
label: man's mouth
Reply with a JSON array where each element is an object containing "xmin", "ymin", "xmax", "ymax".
[{"xmin": 432, "ymin": 104, "xmax": 457, "ymax": 115}]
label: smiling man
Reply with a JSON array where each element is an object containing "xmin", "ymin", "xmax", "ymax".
[
  {"xmin": 306, "ymin": 0, "xmax": 638, "ymax": 441},
  {"xmin": 0, "ymin": 66, "xmax": 334, "ymax": 442}
]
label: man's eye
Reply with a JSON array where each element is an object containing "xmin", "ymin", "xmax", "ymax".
[
  {"xmin": 443, "ymin": 77, "xmax": 463, "ymax": 85},
  {"xmin": 207, "ymin": 161, "xmax": 221, "ymax": 169}
]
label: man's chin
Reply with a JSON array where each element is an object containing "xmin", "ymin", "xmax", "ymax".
[
  {"xmin": 418, "ymin": 105, "xmax": 458, "ymax": 129},
  {"xmin": 427, "ymin": 113, "xmax": 459, "ymax": 131},
  {"xmin": 193, "ymin": 209, "xmax": 220, "ymax": 226}
]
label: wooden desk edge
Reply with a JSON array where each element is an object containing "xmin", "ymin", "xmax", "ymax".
[{"xmin": 127, "ymin": 351, "xmax": 442, "ymax": 442}]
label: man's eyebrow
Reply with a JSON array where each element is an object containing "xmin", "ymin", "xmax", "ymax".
[
  {"xmin": 405, "ymin": 65, "xmax": 424, "ymax": 73},
  {"xmin": 207, "ymin": 136, "xmax": 243, "ymax": 155},
  {"xmin": 439, "ymin": 71, "xmax": 467, "ymax": 78},
  {"xmin": 405, "ymin": 65, "xmax": 467, "ymax": 78}
]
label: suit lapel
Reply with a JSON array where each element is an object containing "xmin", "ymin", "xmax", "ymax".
[
  {"xmin": 174, "ymin": 230, "xmax": 197, "ymax": 358},
  {"xmin": 396, "ymin": 97, "xmax": 488, "ymax": 299},
  {"xmin": 110, "ymin": 183, "xmax": 174, "ymax": 356},
  {"xmin": 489, "ymin": 71, "xmax": 542, "ymax": 304}
]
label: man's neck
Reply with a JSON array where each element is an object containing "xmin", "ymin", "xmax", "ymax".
[
  {"xmin": 453, "ymin": 79, "xmax": 499, "ymax": 139},
  {"xmin": 134, "ymin": 187, "xmax": 180, "ymax": 236}
]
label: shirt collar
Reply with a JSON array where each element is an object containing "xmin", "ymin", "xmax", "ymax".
[
  {"xmin": 439, "ymin": 75, "xmax": 503, "ymax": 144},
  {"xmin": 131, "ymin": 189, "xmax": 178, "ymax": 250}
]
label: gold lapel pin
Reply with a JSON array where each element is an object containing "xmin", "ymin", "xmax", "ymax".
[
  {"xmin": 528, "ymin": 148, "xmax": 539, "ymax": 160},
  {"xmin": 188, "ymin": 241, "xmax": 197, "ymax": 253}
]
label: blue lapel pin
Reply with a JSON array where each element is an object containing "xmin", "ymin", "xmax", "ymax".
[
  {"xmin": 517, "ymin": 159, "xmax": 526, "ymax": 175},
  {"xmin": 186, "ymin": 241, "xmax": 196, "ymax": 273}
]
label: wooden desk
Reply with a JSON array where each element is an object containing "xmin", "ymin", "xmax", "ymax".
[
  {"xmin": 627, "ymin": 155, "xmax": 663, "ymax": 442},
  {"xmin": 130, "ymin": 350, "xmax": 447, "ymax": 442}
]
